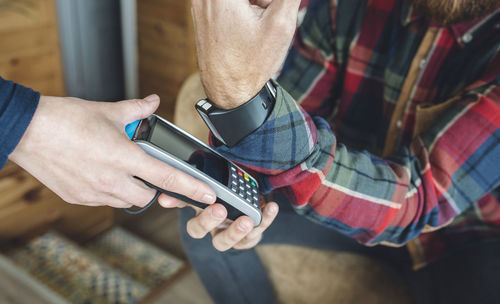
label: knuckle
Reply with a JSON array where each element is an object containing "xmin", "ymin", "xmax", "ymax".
[
  {"xmin": 262, "ymin": 217, "xmax": 273, "ymax": 228},
  {"xmin": 192, "ymin": 232, "xmax": 205, "ymax": 239},
  {"xmin": 198, "ymin": 217, "xmax": 213, "ymax": 232},
  {"xmin": 233, "ymin": 239, "xmax": 252, "ymax": 251},
  {"xmin": 161, "ymin": 173, "xmax": 178, "ymax": 190},
  {"xmin": 187, "ymin": 221, "xmax": 205, "ymax": 239},
  {"xmin": 245, "ymin": 230, "xmax": 261, "ymax": 242},
  {"xmin": 187, "ymin": 228, "xmax": 203, "ymax": 239},
  {"xmin": 158, "ymin": 195, "xmax": 174, "ymax": 208},
  {"xmin": 227, "ymin": 229, "xmax": 243, "ymax": 243},
  {"xmin": 131, "ymin": 99, "xmax": 145, "ymax": 117},
  {"xmin": 188, "ymin": 232, "xmax": 200, "ymax": 239},
  {"xmin": 134, "ymin": 196, "xmax": 149, "ymax": 208},
  {"xmin": 273, "ymin": 17, "xmax": 291, "ymax": 31},
  {"xmin": 232, "ymin": 243, "xmax": 245, "ymax": 250},
  {"xmin": 137, "ymin": 189, "xmax": 156, "ymax": 207},
  {"xmin": 212, "ymin": 239, "xmax": 228, "ymax": 252},
  {"xmin": 188, "ymin": 183, "xmax": 203, "ymax": 200}
]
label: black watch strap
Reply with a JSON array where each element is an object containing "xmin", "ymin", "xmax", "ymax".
[{"xmin": 195, "ymin": 81, "xmax": 277, "ymax": 147}]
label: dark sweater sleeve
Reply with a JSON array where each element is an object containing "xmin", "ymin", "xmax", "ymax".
[{"xmin": 0, "ymin": 77, "xmax": 40, "ymax": 169}]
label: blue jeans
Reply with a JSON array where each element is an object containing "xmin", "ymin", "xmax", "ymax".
[{"xmin": 179, "ymin": 196, "xmax": 500, "ymax": 304}]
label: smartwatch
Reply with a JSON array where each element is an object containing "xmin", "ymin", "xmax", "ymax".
[{"xmin": 195, "ymin": 81, "xmax": 277, "ymax": 147}]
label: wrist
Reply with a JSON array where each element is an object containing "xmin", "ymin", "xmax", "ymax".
[
  {"xmin": 196, "ymin": 81, "xmax": 276, "ymax": 147},
  {"xmin": 207, "ymin": 90, "xmax": 256, "ymax": 110},
  {"xmin": 10, "ymin": 96, "xmax": 63, "ymax": 162},
  {"xmin": 9, "ymin": 95, "xmax": 46, "ymax": 161},
  {"xmin": 201, "ymin": 73, "xmax": 269, "ymax": 110}
]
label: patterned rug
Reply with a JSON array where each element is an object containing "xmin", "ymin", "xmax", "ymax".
[
  {"xmin": 85, "ymin": 227, "xmax": 185, "ymax": 289},
  {"xmin": 5, "ymin": 227, "xmax": 185, "ymax": 304}
]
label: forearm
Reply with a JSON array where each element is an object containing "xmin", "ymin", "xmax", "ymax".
[
  {"xmin": 215, "ymin": 84, "xmax": 500, "ymax": 245},
  {"xmin": 213, "ymin": 82, "xmax": 319, "ymax": 177}
]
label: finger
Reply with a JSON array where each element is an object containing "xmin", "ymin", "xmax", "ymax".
[
  {"xmin": 232, "ymin": 202, "xmax": 278, "ymax": 250},
  {"xmin": 134, "ymin": 154, "xmax": 217, "ymax": 206},
  {"xmin": 113, "ymin": 202, "xmax": 134, "ymax": 209},
  {"xmin": 244, "ymin": 201, "xmax": 279, "ymax": 240},
  {"xmin": 233, "ymin": 233, "xmax": 262, "ymax": 250},
  {"xmin": 186, "ymin": 204, "xmax": 227, "ymax": 239},
  {"xmin": 208, "ymin": 219, "xmax": 232, "ymax": 239},
  {"xmin": 85, "ymin": 196, "xmax": 134, "ymax": 209},
  {"xmin": 158, "ymin": 194, "xmax": 205, "ymax": 217},
  {"xmin": 191, "ymin": 0, "xmax": 202, "ymax": 10},
  {"xmin": 110, "ymin": 95, "xmax": 160, "ymax": 125},
  {"xmin": 211, "ymin": 216, "xmax": 254, "ymax": 252},
  {"xmin": 113, "ymin": 176, "xmax": 158, "ymax": 208},
  {"xmin": 107, "ymin": 197, "xmax": 134, "ymax": 209},
  {"xmin": 157, "ymin": 193, "xmax": 189, "ymax": 209}
]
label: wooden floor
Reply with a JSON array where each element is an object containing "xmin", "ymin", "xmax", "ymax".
[
  {"xmin": 0, "ymin": 186, "xmax": 411, "ymax": 304},
  {"xmin": 0, "ymin": 203, "xmax": 212, "ymax": 304},
  {"xmin": 0, "ymin": 200, "xmax": 412, "ymax": 304},
  {"xmin": 0, "ymin": 254, "xmax": 66, "ymax": 304}
]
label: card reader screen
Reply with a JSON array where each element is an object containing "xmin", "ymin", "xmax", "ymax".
[{"xmin": 149, "ymin": 119, "xmax": 229, "ymax": 185}]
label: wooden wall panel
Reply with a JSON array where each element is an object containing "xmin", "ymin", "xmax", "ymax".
[
  {"xmin": 0, "ymin": 0, "xmax": 52, "ymax": 32},
  {"xmin": 0, "ymin": 0, "xmax": 113, "ymax": 243},
  {"xmin": 0, "ymin": 0, "xmax": 65, "ymax": 96},
  {"xmin": 0, "ymin": 162, "xmax": 114, "ymax": 243},
  {"xmin": 137, "ymin": 0, "xmax": 197, "ymax": 120}
]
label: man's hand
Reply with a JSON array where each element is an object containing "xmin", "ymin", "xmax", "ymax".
[
  {"xmin": 9, "ymin": 95, "xmax": 217, "ymax": 208},
  {"xmin": 192, "ymin": 0, "xmax": 300, "ymax": 109},
  {"xmin": 162, "ymin": 195, "xmax": 279, "ymax": 251}
]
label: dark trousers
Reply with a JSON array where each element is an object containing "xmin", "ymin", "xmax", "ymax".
[{"xmin": 179, "ymin": 198, "xmax": 500, "ymax": 304}]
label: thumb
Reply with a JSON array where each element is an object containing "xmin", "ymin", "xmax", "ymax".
[{"xmin": 114, "ymin": 94, "xmax": 160, "ymax": 124}]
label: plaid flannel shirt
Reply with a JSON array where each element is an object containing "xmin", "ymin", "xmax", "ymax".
[{"xmin": 214, "ymin": 0, "xmax": 500, "ymax": 268}]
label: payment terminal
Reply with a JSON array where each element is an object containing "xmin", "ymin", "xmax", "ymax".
[{"xmin": 126, "ymin": 115, "xmax": 262, "ymax": 226}]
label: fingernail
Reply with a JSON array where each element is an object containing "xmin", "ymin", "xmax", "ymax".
[
  {"xmin": 266, "ymin": 204, "xmax": 277, "ymax": 215},
  {"xmin": 144, "ymin": 94, "xmax": 159, "ymax": 102},
  {"xmin": 211, "ymin": 206, "xmax": 225, "ymax": 219},
  {"xmin": 202, "ymin": 194, "xmax": 216, "ymax": 204},
  {"xmin": 238, "ymin": 221, "xmax": 250, "ymax": 232}
]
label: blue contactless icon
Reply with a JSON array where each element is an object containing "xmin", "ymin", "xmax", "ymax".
[{"xmin": 125, "ymin": 120, "xmax": 140, "ymax": 139}]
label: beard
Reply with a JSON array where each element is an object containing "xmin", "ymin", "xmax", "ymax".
[{"xmin": 411, "ymin": 0, "xmax": 500, "ymax": 26}]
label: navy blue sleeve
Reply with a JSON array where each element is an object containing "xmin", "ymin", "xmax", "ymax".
[{"xmin": 0, "ymin": 77, "xmax": 40, "ymax": 169}]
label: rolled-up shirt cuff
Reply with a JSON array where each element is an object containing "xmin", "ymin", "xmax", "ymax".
[
  {"xmin": 0, "ymin": 78, "xmax": 40, "ymax": 169},
  {"xmin": 211, "ymin": 81, "xmax": 318, "ymax": 175}
]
